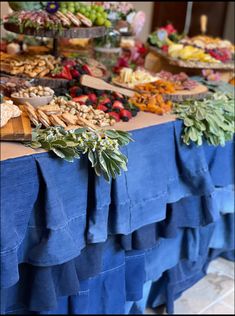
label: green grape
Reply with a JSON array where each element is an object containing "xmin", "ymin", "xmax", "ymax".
[
  {"xmin": 75, "ymin": 2, "xmax": 80, "ymax": 9},
  {"xmin": 70, "ymin": 7, "xmax": 76, "ymax": 13},
  {"xmin": 104, "ymin": 20, "xmax": 112, "ymax": 28},
  {"xmin": 79, "ymin": 7, "xmax": 86, "ymax": 14},
  {"xmin": 96, "ymin": 6, "xmax": 104, "ymax": 13},
  {"xmin": 102, "ymin": 12, "xmax": 108, "ymax": 19},
  {"xmin": 90, "ymin": 13, "xmax": 96, "ymax": 23},
  {"xmin": 95, "ymin": 16, "xmax": 105, "ymax": 26},
  {"xmin": 60, "ymin": 8, "xmax": 68, "ymax": 14},
  {"xmin": 60, "ymin": 3, "xmax": 66, "ymax": 8}
]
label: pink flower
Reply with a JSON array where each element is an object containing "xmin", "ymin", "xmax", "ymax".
[
  {"xmin": 131, "ymin": 11, "xmax": 146, "ymax": 36},
  {"xmin": 202, "ymin": 69, "xmax": 221, "ymax": 81},
  {"xmin": 160, "ymin": 24, "xmax": 177, "ymax": 35}
]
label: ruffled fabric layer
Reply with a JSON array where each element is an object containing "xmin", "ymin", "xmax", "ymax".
[
  {"xmin": 1, "ymin": 125, "xmax": 234, "ymax": 289},
  {"xmin": 2, "ymin": 209, "xmax": 234, "ymax": 315}
]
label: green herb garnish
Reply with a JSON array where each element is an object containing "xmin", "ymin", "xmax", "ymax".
[{"xmin": 26, "ymin": 126, "xmax": 133, "ymax": 182}]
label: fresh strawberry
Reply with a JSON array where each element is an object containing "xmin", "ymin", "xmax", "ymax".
[
  {"xmin": 70, "ymin": 69, "xmax": 80, "ymax": 78},
  {"xmin": 120, "ymin": 109, "xmax": 132, "ymax": 121},
  {"xmin": 161, "ymin": 45, "xmax": 169, "ymax": 53},
  {"xmin": 51, "ymin": 65, "xmax": 72, "ymax": 80},
  {"xmin": 88, "ymin": 93, "xmax": 97, "ymax": 103},
  {"xmin": 69, "ymin": 86, "xmax": 79, "ymax": 98},
  {"xmin": 63, "ymin": 60, "xmax": 76, "ymax": 68},
  {"xmin": 60, "ymin": 65, "xmax": 73, "ymax": 80},
  {"xmin": 112, "ymin": 100, "xmax": 124, "ymax": 111},
  {"xmin": 109, "ymin": 111, "xmax": 120, "ymax": 122},
  {"xmin": 73, "ymin": 95, "xmax": 88, "ymax": 103},
  {"xmin": 82, "ymin": 64, "xmax": 92, "ymax": 75},
  {"xmin": 97, "ymin": 104, "xmax": 108, "ymax": 112},
  {"xmin": 100, "ymin": 97, "xmax": 111, "ymax": 104}
]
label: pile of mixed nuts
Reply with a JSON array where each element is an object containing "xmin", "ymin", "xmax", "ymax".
[{"xmin": 11, "ymin": 86, "xmax": 54, "ymax": 98}]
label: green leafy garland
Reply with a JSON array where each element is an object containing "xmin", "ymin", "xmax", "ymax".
[
  {"xmin": 174, "ymin": 92, "xmax": 234, "ymax": 146},
  {"xmin": 26, "ymin": 126, "xmax": 133, "ymax": 182}
]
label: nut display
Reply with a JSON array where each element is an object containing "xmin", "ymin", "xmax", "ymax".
[
  {"xmin": 12, "ymin": 86, "xmax": 54, "ymax": 98},
  {"xmin": 0, "ymin": 53, "xmax": 60, "ymax": 78},
  {"xmin": 0, "ymin": 76, "xmax": 31, "ymax": 97},
  {"xmin": 24, "ymin": 97, "xmax": 115, "ymax": 130}
]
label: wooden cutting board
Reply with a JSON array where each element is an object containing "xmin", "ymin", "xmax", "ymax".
[
  {"xmin": 0, "ymin": 105, "xmax": 32, "ymax": 141},
  {"xmin": 112, "ymin": 78, "xmax": 208, "ymax": 101}
]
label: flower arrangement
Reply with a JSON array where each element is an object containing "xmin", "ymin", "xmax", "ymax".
[
  {"xmin": 113, "ymin": 40, "xmax": 148, "ymax": 74},
  {"xmin": 148, "ymin": 23, "xmax": 184, "ymax": 51},
  {"xmin": 93, "ymin": 2, "xmax": 145, "ymax": 36}
]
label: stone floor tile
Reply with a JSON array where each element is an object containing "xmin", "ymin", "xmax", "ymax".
[
  {"xmin": 173, "ymin": 272, "xmax": 234, "ymax": 314},
  {"xmin": 221, "ymin": 291, "xmax": 235, "ymax": 309},
  {"xmin": 201, "ymin": 301, "xmax": 234, "ymax": 314},
  {"xmin": 208, "ymin": 258, "xmax": 235, "ymax": 279}
]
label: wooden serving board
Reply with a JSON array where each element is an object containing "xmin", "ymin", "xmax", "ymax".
[
  {"xmin": 0, "ymin": 106, "xmax": 32, "ymax": 141},
  {"xmin": 112, "ymin": 78, "xmax": 209, "ymax": 101},
  {"xmin": 4, "ymin": 23, "xmax": 106, "ymax": 39},
  {"xmin": 149, "ymin": 46, "xmax": 235, "ymax": 70}
]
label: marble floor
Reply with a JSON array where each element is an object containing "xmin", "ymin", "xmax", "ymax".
[{"xmin": 146, "ymin": 258, "xmax": 235, "ymax": 315}]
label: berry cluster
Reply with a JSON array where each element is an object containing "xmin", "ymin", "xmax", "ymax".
[
  {"xmin": 68, "ymin": 84, "xmax": 139, "ymax": 122},
  {"xmin": 206, "ymin": 48, "xmax": 232, "ymax": 63}
]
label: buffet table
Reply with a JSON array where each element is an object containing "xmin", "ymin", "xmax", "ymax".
[{"xmin": 1, "ymin": 112, "xmax": 234, "ymax": 314}]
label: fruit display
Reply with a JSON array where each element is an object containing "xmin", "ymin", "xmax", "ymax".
[
  {"xmin": 51, "ymin": 57, "xmax": 108, "ymax": 81},
  {"xmin": 112, "ymin": 67, "xmax": 158, "ymax": 88},
  {"xmin": 0, "ymin": 76, "xmax": 31, "ymax": 97},
  {"xmin": 0, "ymin": 52, "xmax": 60, "ymax": 78},
  {"xmin": 180, "ymin": 35, "xmax": 234, "ymax": 62},
  {"xmin": 129, "ymin": 92, "xmax": 172, "ymax": 115},
  {"xmin": 67, "ymin": 84, "xmax": 139, "ymax": 123},
  {"xmin": 168, "ymin": 43, "xmax": 220, "ymax": 63},
  {"xmin": 128, "ymin": 79, "xmax": 176, "ymax": 115},
  {"xmin": 24, "ymin": 97, "xmax": 115, "ymax": 130},
  {"xmin": 12, "ymin": 86, "xmax": 54, "ymax": 98},
  {"xmin": 0, "ymin": 100, "xmax": 22, "ymax": 127},
  {"xmin": 4, "ymin": 2, "xmax": 111, "ymax": 31},
  {"xmin": 148, "ymin": 24, "xmax": 234, "ymax": 64},
  {"xmin": 134, "ymin": 80, "xmax": 176, "ymax": 95},
  {"xmin": 157, "ymin": 71, "xmax": 198, "ymax": 90},
  {"xmin": 58, "ymin": 2, "xmax": 111, "ymax": 27}
]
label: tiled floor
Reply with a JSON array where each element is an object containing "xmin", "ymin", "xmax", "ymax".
[{"xmin": 146, "ymin": 258, "xmax": 234, "ymax": 314}]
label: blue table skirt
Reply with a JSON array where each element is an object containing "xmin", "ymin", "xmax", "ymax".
[
  {"xmin": 1, "ymin": 120, "xmax": 234, "ymax": 314},
  {"xmin": 1, "ymin": 120, "xmax": 234, "ymax": 290},
  {"xmin": 3, "ymin": 211, "xmax": 234, "ymax": 315}
]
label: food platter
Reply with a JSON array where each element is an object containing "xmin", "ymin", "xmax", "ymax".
[
  {"xmin": 0, "ymin": 105, "xmax": 32, "ymax": 141},
  {"xmin": 112, "ymin": 78, "xmax": 209, "ymax": 101},
  {"xmin": 4, "ymin": 22, "xmax": 106, "ymax": 56},
  {"xmin": 149, "ymin": 46, "xmax": 235, "ymax": 70}
]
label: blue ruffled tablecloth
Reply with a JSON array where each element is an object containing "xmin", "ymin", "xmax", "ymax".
[{"xmin": 0, "ymin": 119, "xmax": 234, "ymax": 314}]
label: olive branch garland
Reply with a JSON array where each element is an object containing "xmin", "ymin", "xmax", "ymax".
[{"xmin": 26, "ymin": 126, "xmax": 133, "ymax": 182}]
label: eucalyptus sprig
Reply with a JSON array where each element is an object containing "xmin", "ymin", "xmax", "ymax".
[
  {"xmin": 26, "ymin": 126, "xmax": 133, "ymax": 182},
  {"xmin": 174, "ymin": 92, "xmax": 234, "ymax": 146}
]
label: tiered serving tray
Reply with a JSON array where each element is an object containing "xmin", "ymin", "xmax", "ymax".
[{"xmin": 149, "ymin": 46, "xmax": 235, "ymax": 71}]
